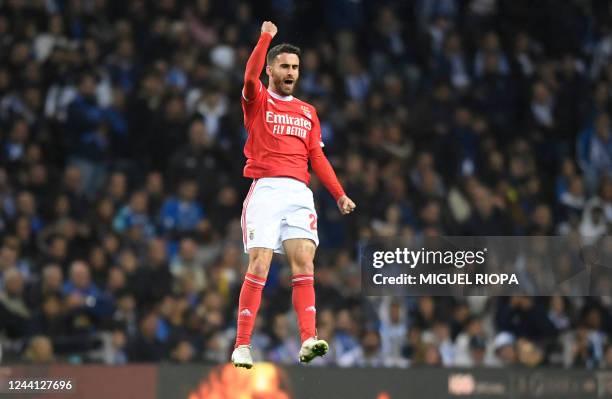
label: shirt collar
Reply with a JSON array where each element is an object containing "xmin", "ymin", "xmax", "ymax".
[{"xmin": 268, "ymin": 88, "xmax": 293, "ymax": 101}]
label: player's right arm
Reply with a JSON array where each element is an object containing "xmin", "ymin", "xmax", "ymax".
[{"xmin": 243, "ymin": 21, "xmax": 277, "ymax": 101}]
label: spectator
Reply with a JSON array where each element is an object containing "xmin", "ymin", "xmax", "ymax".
[
  {"xmin": 62, "ymin": 260, "xmax": 111, "ymax": 319},
  {"xmin": 111, "ymin": 290, "xmax": 138, "ymax": 339},
  {"xmin": 28, "ymin": 294, "xmax": 66, "ymax": 338},
  {"xmin": 266, "ymin": 313, "xmax": 300, "ymax": 365},
  {"xmin": 170, "ymin": 237, "xmax": 206, "ymax": 293},
  {"xmin": 338, "ymin": 329, "xmax": 388, "ymax": 367},
  {"xmin": 580, "ymin": 204, "xmax": 608, "ymax": 243},
  {"xmin": 466, "ymin": 336, "xmax": 487, "ymax": 367},
  {"xmin": 433, "ymin": 33, "xmax": 471, "ymax": 90},
  {"xmin": 332, "ymin": 309, "xmax": 360, "ymax": 360},
  {"xmin": 100, "ymin": 326, "xmax": 128, "ymax": 365},
  {"xmin": 203, "ymin": 331, "xmax": 231, "ymax": 364},
  {"xmin": 401, "ymin": 326, "xmax": 424, "ymax": 365},
  {"xmin": 28, "ymin": 264, "xmax": 64, "ymax": 308},
  {"xmin": 145, "ymin": 172, "xmax": 165, "ymax": 219},
  {"xmin": 411, "ymin": 296, "xmax": 438, "ymax": 330},
  {"xmin": 40, "ymin": 235, "xmax": 69, "ymax": 272},
  {"xmin": 3, "ymin": 120, "xmax": 29, "ymax": 173},
  {"xmin": 547, "ymin": 295, "xmax": 572, "ymax": 336},
  {"xmin": 61, "ymin": 165, "xmax": 89, "ymax": 218},
  {"xmin": 22, "ymin": 335, "xmax": 54, "ymax": 364},
  {"xmin": 133, "ymin": 238, "xmax": 172, "ymax": 306},
  {"xmin": 66, "ymin": 72, "xmax": 108, "ymax": 193},
  {"xmin": 159, "ymin": 179, "xmax": 207, "ymax": 238},
  {"xmin": 113, "ymin": 190, "xmax": 155, "ymax": 239},
  {"xmin": 454, "ymin": 317, "xmax": 486, "ymax": 366},
  {"xmin": 558, "ymin": 174, "xmax": 586, "ymax": 225},
  {"xmin": 428, "ymin": 321, "xmax": 455, "ymax": 366},
  {"xmin": 582, "ymin": 176, "xmax": 612, "ymax": 226},
  {"xmin": 461, "ymin": 184, "xmax": 512, "ymax": 235},
  {"xmin": 517, "ymin": 338, "xmax": 545, "ymax": 367},
  {"xmin": 603, "ymin": 344, "xmax": 612, "ymax": 369},
  {"xmin": 62, "ymin": 261, "xmax": 98, "ymax": 303},
  {"xmin": 104, "ymin": 171, "xmax": 128, "ymax": 207},
  {"xmin": 106, "ymin": 267, "xmax": 127, "ymax": 296},
  {"xmin": 577, "ymin": 113, "xmax": 612, "ymax": 193},
  {"xmin": 208, "ymin": 186, "xmax": 241, "ymax": 237},
  {"xmin": 170, "ymin": 338, "xmax": 196, "ymax": 363},
  {"xmin": 127, "ymin": 311, "xmax": 167, "ymax": 362},
  {"xmin": 379, "ymin": 299, "xmax": 407, "ymax": 363},
  {"xmin": 492, "ymin": 331, "xmax": 517, "ymax": 367},
  {"xmin": 566, "ymin": 323, "xmax": 604, "ymax": 369},
  {"xmin": 0, "ymin": 268, "xmax": 30, "ymax": 338},
  {"xmin": 167, "ymin": 119, "xmax": 231, "ymax": 204}
]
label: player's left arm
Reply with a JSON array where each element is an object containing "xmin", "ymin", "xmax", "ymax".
[{"xmin": 308, "ymin": 112, "xmax": 356, "ymax": 215}]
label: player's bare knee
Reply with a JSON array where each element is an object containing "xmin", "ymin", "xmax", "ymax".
[
  {"xmin": 247, "ymin": 249, "xmax": 273, "ymax": 277},
  {"xmin": 284, "ymin": 239, "xmax": 316, "ymax": 275},
  {"xmin": 248, "ymin": 262, "xmax": 269, "ymax": 277},
  {"xmin": 290, "ymin": 254, "xmax": 314, "ymax": 275}
]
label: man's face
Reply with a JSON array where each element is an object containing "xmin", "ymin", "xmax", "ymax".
[
  {"xmin": 267, "ymin": 53, "xmax": 299, "ymax": 95},
  {"xmin": 79, "ymin": 75, "xmax": 96, "ymax": 97},
  {"xmin": 72, "ymin": 263, "xmax": 91, "ymax": 289},
  {"xmin": 179, "ymin": 181, "xmax": 198, "ymax": 201},
  {"xmin": 44, "ymin": 266, "xmax": 63, "ymax": 289}
]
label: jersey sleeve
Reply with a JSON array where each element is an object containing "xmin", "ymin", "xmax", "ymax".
[
  {"xmin": 241, "ymin": 81, "xmax": 266, "ymax": 131},
  {"xmin": 241, "ymin": 32, "xmax": 272, "ymax": 131}
]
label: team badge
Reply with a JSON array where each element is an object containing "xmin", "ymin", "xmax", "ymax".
[
  {"xmin": 301, "ymin": 105, "xmax": 312, "ymax": 119},
  {"xmin": 248, "ymin": 228, "xmax": 255, "ymax": 240}
]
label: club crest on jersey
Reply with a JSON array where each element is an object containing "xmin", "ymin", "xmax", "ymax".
[{"xmin": 301, "ymin": 105, "xmax": 312, "ymax": 119}]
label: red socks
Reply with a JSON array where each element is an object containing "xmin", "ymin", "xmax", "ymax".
[
  {"xmin": 235, "ymin": 273, "xmax": 266, "ymax": 348},
  {"xmin": 235, "ymin": 273, "xmax": 317, "ymax": 347},
  {"xmin": 292, "ymin": 274, "xmax": 316, "ymax": 343}
]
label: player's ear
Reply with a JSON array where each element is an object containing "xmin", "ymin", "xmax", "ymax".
[{"xmin": 265, "ymin": 64, "xmax": 272, "ymax": 77}]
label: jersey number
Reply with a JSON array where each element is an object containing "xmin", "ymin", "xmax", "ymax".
[{"xmin": 309, "ymin": 214, "xmax": 317, "ymax": 231}]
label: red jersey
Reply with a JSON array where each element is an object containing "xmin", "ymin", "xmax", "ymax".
[
  {"xmin": 242, "ymin": 81, "xmax": 323, "ymax": 185},
  {"xmin": 241, "ymin": 32, "xmax": 345, "ymax": 201}
]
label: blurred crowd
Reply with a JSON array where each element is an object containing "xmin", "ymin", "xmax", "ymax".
[{"xmin": 1, "ymin": 0, "xmax": 612, "ymax": 368}]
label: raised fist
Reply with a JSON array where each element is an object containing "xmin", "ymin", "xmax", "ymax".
[{"xmin": 261, "ymin": 21, "xmax": 278, "ymax": 38}]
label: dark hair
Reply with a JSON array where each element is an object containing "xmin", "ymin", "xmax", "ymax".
[{"xmin": 266, "ymin": 43, "xmax": 301, "ymax": 65}]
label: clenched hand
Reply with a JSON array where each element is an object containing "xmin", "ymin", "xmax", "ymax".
[
  {"xmin": 261, "ymin": 21, "xmax": 278, "ymax": 38},
  {"xmin": 337, "ymin": 195, "xmax": 356, "ymax": 215}
]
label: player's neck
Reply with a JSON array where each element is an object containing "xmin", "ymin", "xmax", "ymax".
[{"xmin": 267, "ymin": 86, "xmax": 294, "ymax": 101}]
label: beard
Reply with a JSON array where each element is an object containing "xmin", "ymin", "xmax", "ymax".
[{"xmin": 273, "ymin": 75, "xmax": 296, "ymax": 96}]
